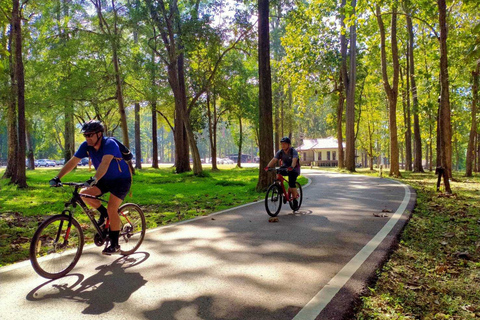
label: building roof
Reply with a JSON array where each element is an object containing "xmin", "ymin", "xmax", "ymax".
[{"xmin": 296, "ymin": 137, "xmax": 345, "ymax": 151}]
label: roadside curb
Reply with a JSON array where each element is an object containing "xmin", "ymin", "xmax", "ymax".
[{"xmin": 315, "ymin": 175, "xmax": 417, "ymax": 320}]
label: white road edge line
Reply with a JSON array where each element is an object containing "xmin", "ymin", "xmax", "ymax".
[{"xmin": 292, "ymin": 179, "xmax": 411, "ymax": 320}]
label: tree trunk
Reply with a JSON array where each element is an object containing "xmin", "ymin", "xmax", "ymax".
[
  {"xmin": 207, "ymin": 90, "xmax": 219, "ymax": 171},
  {"xmin": 134, "ymin": 102, "xmax": 142, "ymax": 169},
  {"xmin": 237, "ymin": 115, "xmax": 243, "ymax": 168},
  {"xmin": 3, "ymin": 21, "xmax": 17, "ymax": 181},
  {"xmin": 466, "ymin": 63, "xmax": 479, "ymax": 176},
  {"xmin": 256, "ymin": 0, "xmax": 274, "ymax": 191},
  {"xmin": 341, "ymin": 0, "xmax": 357, "ymax": 172},
  {"xmin": 376, "ymin": 3, "xmax": 400, "ymax": 177},
  {"xmin": 337, "ymin": 74, "xmax": 345, "ymax": 169},
  {"xmin": 400, "ymin": 65, "xmax": 412, "ymax": 171},
  {"xmin": 405, "ymin": 8, "xmax": 424, "ymax": 172},
  {"xmin": 12, "ymin": 0, "xmax": 26, "ymax": 187},
  {"xmin": 437, "ymin": 0, "xmax": 452, "ymax": 193},
  {"xmin": 26, "ymin": 123, "xmax": 35, "ymax": 170},
  {"xmin": 151, "ymin": 101, "xmax": 159, "ymax": 168}
]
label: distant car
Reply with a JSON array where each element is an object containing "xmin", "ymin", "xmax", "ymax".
[
  {"xmin": 224, "ymin": 158, "xmax": 234, "ymax": 164},
  {"xmin": 55, "ymin": 159, "xmax": 65, "ymax": 165},
  {"xmin": 36, "ymin": 159, "xmax": 49, "ymax": 167},
  {"xmin": 46, "ymin": 160, "xmax": 56, "ymax": 167},
  {"xmin": 78, "ymin": 158, "xmax": 89, "ymax": 166}
]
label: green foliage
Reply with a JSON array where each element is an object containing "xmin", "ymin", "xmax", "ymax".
[{"xmin": 354, "ymin": 170, "xmax": 480, "ymax": 319}]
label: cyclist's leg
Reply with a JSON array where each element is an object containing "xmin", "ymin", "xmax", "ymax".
[
  {"xmin": 80, "ymin": 186, "xmax": 102, "ymax": 208},
  {"xmin": 288, "ymin": 172, "xmax": 299, "ymax": 198},
  {"xmin": 107, "ymin": 194, "xmax": 123, "ymax": 232}
]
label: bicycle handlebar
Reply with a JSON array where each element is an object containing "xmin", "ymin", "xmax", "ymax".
[{"xmin": 51, "ymin": 182, "xmax": 85, "ymax": 188}]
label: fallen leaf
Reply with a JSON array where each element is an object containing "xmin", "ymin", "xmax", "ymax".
[
  {"xmin": 373, "ymin": 213, "xmax": 388, "ymax": 217},
  {"xmin": 268, "ymin": 217, "xmax": 279, "ymax": 223},
  {"xmin": 382, "ymin": 209, "xmax": 392, "ymax": 213},
  {"xmin": 442, "ymin": 232, "xmax": 455, "ymax": 238}
]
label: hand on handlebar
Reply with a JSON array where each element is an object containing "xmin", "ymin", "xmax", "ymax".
[
  {"xmin": 287, "ymin": 166, "xmax": 294, "ymax": 171},
  {"xmin": 49, "ymin": 176, "xmax": 61, "ymax": 187},
  {"xmin": 264, "ymin": 166, "xmax": 270, "ymax": 172}
]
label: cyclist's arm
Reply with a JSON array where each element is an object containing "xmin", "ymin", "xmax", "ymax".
[
  {"xmin": 94, "ymin": 154, "xmax": 114, "ymax": 181},
  {"xmin": 57, "ymin": 157, "xmax": 81, "ymax": 179},
  {"xmin": 292, "ymin": 158, "xmax": 298, "ymax": 168},
  {"xmin": 266, "ymin": 158, "xmax": 278, "ymax": 168}
]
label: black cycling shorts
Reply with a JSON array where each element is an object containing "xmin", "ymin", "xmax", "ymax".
[
  {"xmin": 280, "ymin": 171, "xmax": 299, "ymax": 188},
  {"xmin": 96, "ymin": 178, "xmax": 131, "ymax": 200}
]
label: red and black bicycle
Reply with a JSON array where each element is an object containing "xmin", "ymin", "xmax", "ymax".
[{"xmin": 264, "ymin": 168, "xmax": 303, "ymax": 217}]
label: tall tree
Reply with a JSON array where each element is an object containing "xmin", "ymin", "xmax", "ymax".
[
  {"xmin": 256, "ymin": 0, "xmax": 274, "ymax": 191},
  {"xmin": 12, "ymin": 0, "xmax": 26, "ymax": 187},
  {"xmin": 376, "ymin": 2, "xmax": 400, "ymax": 177},
  {"xmin": 466, "ymin": 62, "xmax": 479, "ymax": 177},
  {"xmin": 437, "ymin": 0, "xmax": 452, "ymax": 193},
  {"xmin": 3, "ymin": 15, "xmax": 18, "ymax": 181},
  {"xmin": 404, "ymin": 2, "xmax": 424, "ymax": 172},
  {"xmin": 341, "ymin": 0, "xmax": 357, "ymax": 172}
]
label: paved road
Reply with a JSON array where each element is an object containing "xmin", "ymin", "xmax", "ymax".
[{"xmin": 0, "ymin": 170, "xmax": 415, "ymax": 320}]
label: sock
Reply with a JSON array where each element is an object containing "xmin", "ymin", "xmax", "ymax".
[{"xmin": 109, "ymin": 230, "xmax": 120, "ymax": 247}]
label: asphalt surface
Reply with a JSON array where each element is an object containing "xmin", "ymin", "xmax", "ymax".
[{"xmin": 0, "ymin": 169, "xmax": 415, "ymax": 320}]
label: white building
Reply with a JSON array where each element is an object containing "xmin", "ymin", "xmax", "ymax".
[{"xmin": 295, "ymin": 137, "xmax": 368, "ymax": 167}]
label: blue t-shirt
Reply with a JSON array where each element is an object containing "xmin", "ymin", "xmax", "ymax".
[
  {"xmin": 74, "ymin": 137, "xmax": 131, "ymax": 180},
  {"xmin": 275, "ymin": 147, "xmax": 300, "ymax": 174}
]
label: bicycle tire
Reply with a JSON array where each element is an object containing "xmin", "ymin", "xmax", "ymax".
[
  {"xmin": 117, "ymin": 203, "xmax": 146, "ymax": 255},
  {"xmin": 265, "ymin": 184, "xmax": 283, "ymax": 217},
  {"xmin": 288, "ymin": 182, "xmax": 303, "ymax": 211},
  {"xmin": 30, "ymin": 215, "xmax": 84, "ymax": 279}
]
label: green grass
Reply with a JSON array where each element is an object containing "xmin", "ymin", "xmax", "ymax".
[
  {"xmin": 313, "ymin": 167, "xmax": 480, "ymax": 319},
  {"xmin": 0, "ymin": 166, "xmax": 307, "ymax": 267}
]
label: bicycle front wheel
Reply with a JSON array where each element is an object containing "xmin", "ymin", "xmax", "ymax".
[
  {"xmin": 265, "ymin": 184, "xmax": 283, "ymax": 217},
  {"xmin": 30, "ymin": 215, "xmax": 84, "ymax": 279},
  {"xmin": 289, "ymin": 182, "xmax": 303, "ymax": 211},
  {"xmin": 118, "ymin": 203, "xmax": 146, "ymax": 255}
]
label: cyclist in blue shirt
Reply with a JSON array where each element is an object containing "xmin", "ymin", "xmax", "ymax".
[
  {"xmin": 265, "ymin": 137, "xmax": 301, "ymax": 210},
  {"xmin": 50, "ymin": 120, "xmax": 131, "ymax": 255}
]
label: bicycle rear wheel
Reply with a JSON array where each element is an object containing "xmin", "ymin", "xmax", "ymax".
[
  {"xmin": 265, "ymin": 184, "xmax": 283, "ymax": 217},
  {"xmin": 117, "ymin": 203, "xmax": 146, "ymax": 255},
  {"xmin": 30, "ymin": 215, "xmax": 84, "ymax": 279},
  {"xmin": 288, "ymin": 182, "xmax": 303, "ymax": 211}
]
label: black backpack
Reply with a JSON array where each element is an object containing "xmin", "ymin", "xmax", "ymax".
[{"xmin": 109, "ymin": 137, "xmax": 133, "ymax": 161}]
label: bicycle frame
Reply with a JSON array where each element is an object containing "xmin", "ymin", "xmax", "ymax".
[
  {"xmin": 61, "ymin": 183, "xmax": 109, "ymax": 243},
  {"xmin": 275, "ymin": 172, "xmax": 294, "ymax": 202}
]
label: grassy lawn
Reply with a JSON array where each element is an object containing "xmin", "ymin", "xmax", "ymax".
[
  {"xmin": 315, "ymin": 167, "xmax": 480, "ymax": 319},
  {"xmin": 0, "ymin": 166, "xmax": 307, "ymax": 267}
]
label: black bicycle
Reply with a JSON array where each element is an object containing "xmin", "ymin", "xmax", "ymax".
[
  {"xmin": 264, "ymin": 168, "xmax": 303, "ymax": 217},
  {"xmin": 29, "ymin": 182, "xmax": 146, "ymax": 279}
]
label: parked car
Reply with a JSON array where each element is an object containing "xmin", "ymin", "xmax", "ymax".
[
  {"xmin": 55, "ymin": 159, "xmax": 65, "ymax": 165},
  {"xmin": 223, "ymin": 158, "xmax": 234, "ymax": 164},
  {"xmin": 78, "ymin": 158, "xmax": 89, "ymax": 166},
  {"xmin": 46, "ymin": 160, "xmax": 56, "ymax": 167},
  {"xmin": 36, "ymin": 159, "xmax": 49, "ymax": 167}
]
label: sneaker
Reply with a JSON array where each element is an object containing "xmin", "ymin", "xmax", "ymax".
[
  {"xmin": 292, "ymin": 199, "xmax": 299, "ymax": 211},
  {"xmin": 102, "ymin": 245, "xmax": 121, "ymax": 255}
]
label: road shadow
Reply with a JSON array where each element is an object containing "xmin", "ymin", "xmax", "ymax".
[
  {"xmin": 26, "ymin": 252, "xmax": 149, "ymax": 315},
  {"xmin": 144, "ymin": 295, "xmax": 301, "ymax": 320}
]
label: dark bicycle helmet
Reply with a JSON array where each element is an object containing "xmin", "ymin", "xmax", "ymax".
[
  {"xmin": 81, "ymin": 120, "xmax": 104, "ymax": 133},
  {"xmin": 280, "ymin": 136, "xmax": 291, "ymax": 144}
]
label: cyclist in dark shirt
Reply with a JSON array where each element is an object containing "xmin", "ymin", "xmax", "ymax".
[
  {"xmin": 49, "ymin": 120, "xmax": 131, "ymax": 255},
  {"xmin": 265, "ymin": 137, "xmax": 301, "ymax": 209}
]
